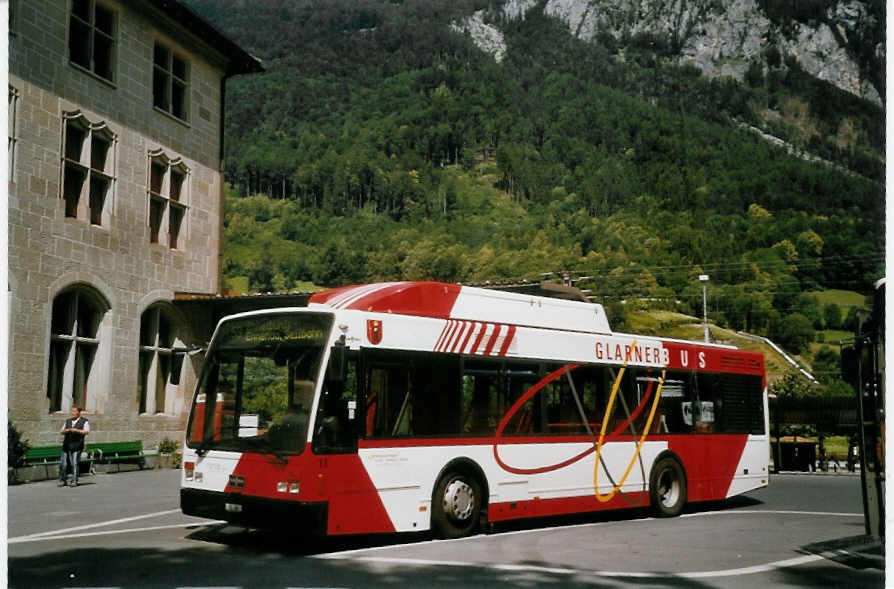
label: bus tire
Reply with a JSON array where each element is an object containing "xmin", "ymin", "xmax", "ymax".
[
  {"xmin": 432, "ymin": 470, "xmax": 482, "ymax": 539},
  {"xmin": 649, "ymin": 455, "xmax": 686, "ymax": 517}
]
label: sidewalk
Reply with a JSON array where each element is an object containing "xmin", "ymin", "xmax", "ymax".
[{"xmin": 10, "ymin": 454, "xmax": 168, "ymax": 484}]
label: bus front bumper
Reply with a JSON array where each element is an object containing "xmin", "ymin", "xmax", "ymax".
[{"xmin": 180, "ymin": 488, "xmax": 327, "ymax": 533}]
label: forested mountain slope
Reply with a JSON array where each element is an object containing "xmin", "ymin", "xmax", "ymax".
[{"xmin": 184, "ymin": 0, "xmax": 883, "ymax": 366}]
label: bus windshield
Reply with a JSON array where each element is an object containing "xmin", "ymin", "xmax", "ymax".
[{"xmin": 186, "ymin": 312, "xmax": 333, "ymax": 455}]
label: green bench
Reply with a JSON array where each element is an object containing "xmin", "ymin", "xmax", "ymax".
[
  {"xmin": 23, "ymin": 445, "xmax": 94, "ymax": 478},
  {"xmin": 22, "ymin": 440, "xmax": 159, "ymax": 477},
  {"xmin": 87, "ymin": 441, "xmax": 158, "ymax": 471}
]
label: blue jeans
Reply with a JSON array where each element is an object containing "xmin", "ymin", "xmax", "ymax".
[{"xmin": 60, "ymin": 449, "xmax": 82, "ymax": 484}]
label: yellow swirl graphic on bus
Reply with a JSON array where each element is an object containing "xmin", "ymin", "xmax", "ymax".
[
  {"xmin": 592, "ymin": 339, "xmax": 666, "ymax": 502},
  {"xmin": 493, "ymin": 338, "xmax": 668, "ymax": 501}
]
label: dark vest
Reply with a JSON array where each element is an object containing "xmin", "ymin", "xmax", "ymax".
[{"xmin": 63, "ymin": 417, "xmax": 88, "ymax": 451}]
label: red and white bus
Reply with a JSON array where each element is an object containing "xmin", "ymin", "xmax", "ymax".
[{"xmin": 181, "ymin": 281, "xmax": 769, "ymax": 537}]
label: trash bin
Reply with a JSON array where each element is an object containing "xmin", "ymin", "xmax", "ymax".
[{"xmin": 771, "ymin": 440, "xmax": 817, "ymax": 472}]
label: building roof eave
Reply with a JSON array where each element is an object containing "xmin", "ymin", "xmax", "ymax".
[{"xmin": 143, "ymin": 0, "xmax": 264, "ymax": 76}]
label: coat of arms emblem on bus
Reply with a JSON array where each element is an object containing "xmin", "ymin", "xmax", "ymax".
[{"xmin": 367, "ymin": 319, "xmax": 383, "ymax": 344}]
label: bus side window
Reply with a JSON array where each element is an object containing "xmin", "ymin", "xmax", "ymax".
[
  {"xmin": 410, "ymin": 354, "xmax": 461, "ymax": 436},
  {"xmin": 575, "ymin": 364, "xmax": 608, "ymax": 434},
  {"xmin": 462, "ymin": 359, "xmax": 503, "ymax": 435},
  {"xmin": 656, "ymin": 371, "xmax": 692, "ymax": 434},
  {"xmin": 543, "ymin": 363, "xmax": 604, "ymax": 435},
  {"xmin": 504, "ymin": 363, "xmax": 541, "ymax": 435},
  {"xmin": 694, "ymin": 373, "xmax": 722, "ymax": 433},
  {"xmin": 717, "ymin": 373, "xmax": 764, "ymax": 434},
  {"xmin": 364, "ymin": 355, "xmax": 410, "ymax": 438}
]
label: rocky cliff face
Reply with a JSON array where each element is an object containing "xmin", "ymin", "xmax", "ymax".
[{"xmin": 456, "ymin": 0, "xmax": 883, "ymax": 105}]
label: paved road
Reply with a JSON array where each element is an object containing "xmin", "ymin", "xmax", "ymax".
[{"xmin": 8, "ymin": 469, "xmax": 884, "ymax": 588}]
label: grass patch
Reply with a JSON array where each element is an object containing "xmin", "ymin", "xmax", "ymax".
[
  {"xmin": 822, "ymin": 436, "xmax": 850, "ymax": 460},
  {"xmin": 223, "ymin": 275, "xmax": 249, "ymax": 294},
  {"xmin": 816, "ymin": 329, "xmax": 854, "ymax": 343},
  {"xmin": 811, "ymin": 289, "xmax": 869, "ymax": 308},
  {"xmin": 770, "ymin": 436, "xmax": 851, "ymax": 461},
  {"xmin": 627, "ymin": 310, "xmax": 701, "ymax": 337}
]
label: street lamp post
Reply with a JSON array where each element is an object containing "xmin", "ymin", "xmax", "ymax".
[{"xmin": 699, "ymin": 274, "xmax": 709, "ymax": 342}]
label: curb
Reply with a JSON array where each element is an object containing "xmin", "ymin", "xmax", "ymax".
[
  {"xmin": 10, "ymin": 458, "xmax": 179, "ymax": 485},
  {"xmin": 802, "ymin": 535, "xmax": 885, "ymax": 570},
  {"xmin": 773, "ymin": 469, "xmax": 861, "ymax": 476}
]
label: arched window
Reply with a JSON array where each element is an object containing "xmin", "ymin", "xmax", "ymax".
[
  {"xmin": 47, "ymin": 287, "xmax": 106, "ymax": 412},
  {"xmin": 139, "ymin": 305, "xmax": 183, "ymax": 414}
]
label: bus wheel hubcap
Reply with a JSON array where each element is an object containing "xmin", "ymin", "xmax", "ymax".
[
  {"xmin": 658, "ymin": 470, "xmax": 680, "ymax": 507},
  {"xmin": 443, "ymin": 479, "xmax": 475, "ymax": 521}
]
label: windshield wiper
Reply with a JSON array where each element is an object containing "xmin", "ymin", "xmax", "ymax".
[
  {"xmin": 195, "ymin": 440, "xmax": 211, "ymax": 457},
  {"xmin": 243, "ymin": 435, "xmax": 289, "ymax": 464}
]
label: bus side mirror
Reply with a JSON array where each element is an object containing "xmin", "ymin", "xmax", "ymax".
[{"xmin": 328, "ymin": 340, "xmax": 346, "ymax": 382}]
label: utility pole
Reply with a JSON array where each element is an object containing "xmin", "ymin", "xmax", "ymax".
[
  {"xmin": 841, "ymin": 279, "xmax": 885, "ymax": 541},
  {"xmin": 699, "ymin": 274, "xmax": 709, "ymax": 342}
]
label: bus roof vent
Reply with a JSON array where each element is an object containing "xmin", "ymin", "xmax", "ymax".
[{"xmin": 721, "ymin": 354, "xmax": 763, "ymax": 372}]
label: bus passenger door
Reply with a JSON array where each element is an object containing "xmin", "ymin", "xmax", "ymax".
[
  {"xmin": 312, "ymin": 350, "xmax": 394, "ymax": 534},
  {"xmin": 313, "ymin": 349, "xmax": 359, "ymax": 454}
]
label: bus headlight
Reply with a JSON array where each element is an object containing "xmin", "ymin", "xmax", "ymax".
[{"xmin": 277, "ymin": 480, "xmax": 300, "ymax": 494}]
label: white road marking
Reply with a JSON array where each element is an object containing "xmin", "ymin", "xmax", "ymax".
[
  {"xmin": 16, "ymin": 509, "xmax": 183, "ymax": 539},
  {"xmin": 673, "ymin": 555, "xmax": 825, "ymax": 578},
  {"xmin": 9, "ymin": 521, "xmax": 224, "ymax": 544}
]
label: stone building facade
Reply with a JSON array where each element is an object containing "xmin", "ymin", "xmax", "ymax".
[{"xmin": 8, "ymin": 0, "xmax": 261, "ymax": 448}]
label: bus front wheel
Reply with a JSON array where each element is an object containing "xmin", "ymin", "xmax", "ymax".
[
  {"xmin": 432, "ymin": 471, "xmax": 482, "ymax": 539},
  {"xmin": 649, "ymin": 455, "xmax": 686, "ymax": 517}
]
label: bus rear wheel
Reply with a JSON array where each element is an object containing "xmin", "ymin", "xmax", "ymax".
[
  {"xmin": 432, "ymin": 471, "xmax": 482, "ymax": 539},
  {"xmin": 649, "ymin": 456, "xmax": 686, "ymax": 517}
]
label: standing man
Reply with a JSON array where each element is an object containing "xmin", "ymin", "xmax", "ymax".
[{"xmin": 59, "ymin": 406, "xmax": 90, "ymax": 487}]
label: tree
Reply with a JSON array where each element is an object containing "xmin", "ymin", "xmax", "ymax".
[
  {"xmin": 824, "ymin": 379, "xmax": 854, "ymax": 398},
  {"xmin": 823, "ymin": 303, "xmax": 842, "ymax": 330},
  {"xmin": 604, "ymin": 301, "xmax": 630, "ymax": 332},
  {"xmin": 793, "ymin": 294, "xmax": 823, "ymax": 329},
  {"xmin": 769, "ymin": 369, "xmax": 817, "ymax": 400},
  {"xmin": 8, "ymin": 419, "xmax": 31, "ymax": 469},
  {"xmin": 811, "ymin": 346, "xmax": 840, "ymax": 384},
  {"xmin": 247, "ymin": 258, "xmax": 275, "ymax": 293},
  {"xmin": 773, "ymin": 313, "xmax": 815, "ymax": 355}
]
